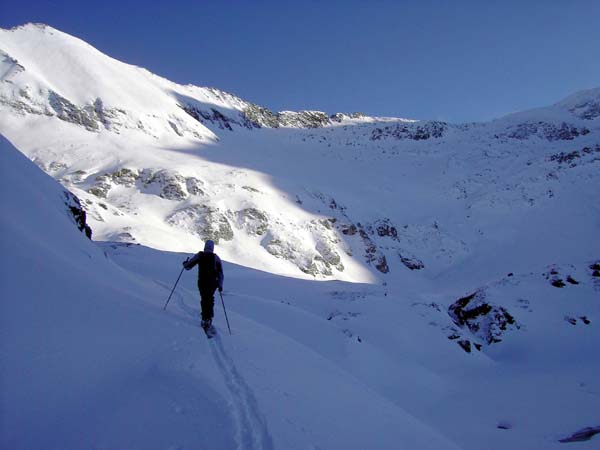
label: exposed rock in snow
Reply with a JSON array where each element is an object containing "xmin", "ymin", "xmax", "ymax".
[
  {"xmin": 558, "ymin": 425, "xmax": 600, "ymax": 443},
  {"xmin": 185, "ymin": 176, "xmax": 205, "ymax": 196},
  {"xmin": 448, "ymin": 290, "xmax": 519, "ymax": 350},
  {"xmin": 234, "ymin": 208, "xmax": 269, "ymax": 236},
  {"xmin": 167, "ymin": 204, "xmax": 234, "ymax": 243},
  {"xmin": 399, "ymin": 252, "xmax": 425, "ymax": 271},
  {"xmin": 497, "ymin": 121, "xmax": 590, "ymax": 141},
  {"xmin": 543, "ymin": 265, "xmax": 582, "ymax": 289},
  {"xmin": 371, "ymin": 121, "xmax": 447, "ymax": 141},
  {"xmin": 110, "ymin": 168, "xmax": 139, "ymax": 187},
  {"xmin": 590, "ymin": 261, "xmax": 600, "ymax": 279},
  {"xmin": 48, "ymin": 91, "xmax": 99, "ymax": 131},
  {"xmin": 277, "ymin": 110, "xmax": 332, "ymax": 128},
  {"xmin": 88, "ymin": 174, "xmax": 112, "ymax": 198},
  {"xmin": 330, "ymin": 112, "xmax": 367, "ymax": 122},
  {"xmin": 263, "ymin": 232, "xmax": 321, "ymax": 275},
  {"xmin": 261, "ymin": 219, "xmax": 345, "ymax": 277},
  {"xmin": 64, "ymin": 190, "xmax": 92, "ymax": 239},
  {"xmin": 141, "ymin": 169, "xmax": 188, "ymax": 201}
]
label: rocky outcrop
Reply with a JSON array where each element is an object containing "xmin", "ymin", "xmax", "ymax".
[
  {"xmin": 110, "ymin": 168, "xmax": 139, "ymax": 187},
  {"xmin": 559, "ymin": 426, "xmax": 600, "ymax": 443},
  {"xmin": 590, "ymin": 261, "xmax": 600, "ymax": 278},
  {"xmin": 242, "ymin": 103, "xmax": 280, "ymax": 128},
  {"xmin": 86, "ymin": 167, "xmax": 205, "ymax": 200},
  {"xmin": 371, "ymin": 121, "xmax": 447, "ymax": 141},
  {"xmin": 567, "ymin": 97, "xmax": 600, "ymax": 120},
  {"xmin": 88, "ymin": 174, "xmax": 113, "ymax": 198},
  {"xmin": 547, "ymin": 145, "xmax": 600, "ymax": 168},
  {"xmin": 358, "ymin": 226, "xmax": 389, "ymax": 273},
  {"xmin": 141, "ymin": 169, "xmax": 188, "ymax": 200},
  {"xmin": 330, "ymin": 112, "xmax": 367, "ymax": 122},
  {"xmin": 0, "ymin": 50, "xmax": 25, "ymax": 77},
  {"xmin": 234, "ymin": 208, "xmax": 269, "ymax": 236},
  {"xmin": 312, "ymin": 193, "xmax": 390, "ymax": 274},
  {"xmin": 63, "ymin": 191, "xmax": 92, "ymax": 239},
  {"xmin": 399, "ymin": 253, "xmax": 425, "ymax": 270},
  {"xmin": 543, "ymin": 265, "xmax": 581, "ymax": 288},
  {"xmin": 448, "ymin": 290, "xmax": 518, "ymax": 351},
  {"xmin": 499, "ymin": 121, "xmax": 590, "ymax": 141},
  {"xmin": 185, "ymin": 177, "xmax": 205, "ymax": 196},
  {"xmin": 312, "ymin": 219, "xmax": 345, "ymax": 273},
  {"xmin": 166, "ymin": 204, "xmax": 233, "ymax": 243},
  {"xmin": 263, "ymin": 234, "xmax": 320, "ymax": 275},
  {"xmin": 183, "ymin": 100, "xmax": 342, "ymax": 131},
  {"xmin": 259, "ymin": 218, "xmax": 346, "ymax": 277},
  {"xmin": 180, "ymin": 104, "xmax": 239, "ymax": 131},
  {"xmin": 48, "ymin": 91, "xmax": 99, "ymax": 131},
  {"xmin": 277, "ymin": 110, "xmax": 332, "ymax": 128}
]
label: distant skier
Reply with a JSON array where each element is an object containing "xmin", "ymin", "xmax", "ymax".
[{"xmin": 183, "ymin": 240, "xmax": 224, "ymax": 332}]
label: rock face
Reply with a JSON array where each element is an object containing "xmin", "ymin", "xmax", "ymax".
[
  {"xmin": 448, "ymin": 290, "xmax": 518, "ymax": 351},
  {"xmin": 63, "ymin": 191, "xmax": 92, "ymax": 239}
]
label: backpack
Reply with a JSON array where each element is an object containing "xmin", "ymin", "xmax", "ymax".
[{"xmin": 197, "ymin": 251, "xmax": 218, "ymax": 288}]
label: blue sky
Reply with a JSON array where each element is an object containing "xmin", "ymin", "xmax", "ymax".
[{"xmin": 1, "ymin": 0, "xmax": 599, "ymax": 122}]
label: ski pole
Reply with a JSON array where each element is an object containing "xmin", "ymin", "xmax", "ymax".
[
  {"xmin": 219, "ymin": 291, "xmax": 232, "ymax": 335},
  {"xmin": 163, "ymin": 267, "xmax": 185, "ymax": 310}
]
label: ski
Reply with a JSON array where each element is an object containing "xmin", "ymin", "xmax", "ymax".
[{"xmin": 203, "ymin": 324, "xmax": 217, "ymax": 339}]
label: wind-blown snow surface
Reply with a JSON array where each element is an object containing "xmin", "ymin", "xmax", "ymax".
[{"xmin": 1, "ymin": 23, "xmax": 600, "ymax": 449}]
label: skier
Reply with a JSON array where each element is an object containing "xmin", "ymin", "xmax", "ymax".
[{"xmin": 183, "ymin": 240, "xmax": 224, "ymax": 332}]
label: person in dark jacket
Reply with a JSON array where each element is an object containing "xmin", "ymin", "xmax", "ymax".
[{"xmin": 183, "ymin": 240, "xmax": 224, "ymax": 330}]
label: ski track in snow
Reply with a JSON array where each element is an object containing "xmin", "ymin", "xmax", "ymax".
[
  {"xmin": 173, "ymin": 287, "xmax": 273, "ymax": 450},
  {"xmin": 210, "ymin": 335, "xmax": 274, "ymax": 450}
]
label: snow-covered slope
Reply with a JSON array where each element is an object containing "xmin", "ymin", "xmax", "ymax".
[
  {"xmin": 0, "ymin": 134, "xmax": 463, "ymax": 449},
  {"xmin": 2, "ymin": 132, "xmax": 599, "ymax": 449},
  {"xmin": 1, "ymin": 23, "xmax": 600, "ymax": 449}
]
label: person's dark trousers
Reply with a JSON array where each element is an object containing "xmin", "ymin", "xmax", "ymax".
[{"xmin": 199, "ymin": 287, "xmax": 216, "ymax": 321}]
